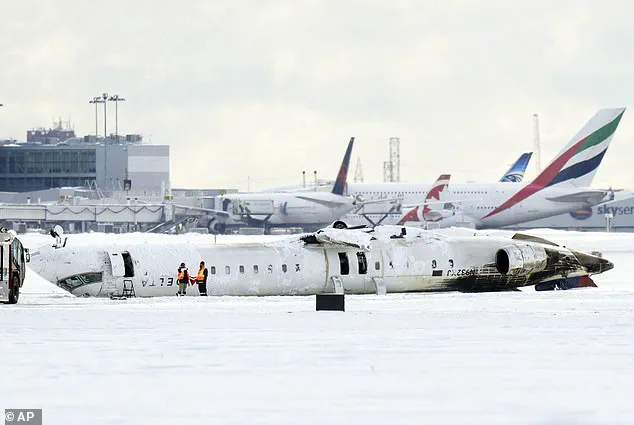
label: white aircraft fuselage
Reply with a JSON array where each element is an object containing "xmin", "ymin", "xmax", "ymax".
[
  {"xmin": 29, "ymin": 226, "xmax": 612, "ymax": 297},
  {"xmin": 346, "ymin": 182, "xmax": 610, "ymax": 228},
  {"xmin": 222, "ymin": 192, "xmax": 355, "ymax": 227}
]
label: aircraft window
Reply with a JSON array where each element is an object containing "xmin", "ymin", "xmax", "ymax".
[
  {"xmin": 295, "ymin": 264, "xmax": 300, "ymax": 272},
  {"xmin": 80, "ymin": 272, "xmax": 101, "ymax": 284},
  {"xmin": 61, "ymin": 276, "xmax": 84, "ymax": 289},
  {"xmin": 210, "ymin": 266, "xmax": 216, "ymax": 275},
  {"xmin": 356, "ymin": 252, "xmax": 368, "ymax": 275},
  {"xmin": 122, "ymin": 251, "xmax": 134, "ymax": 277},
  {"xmin": 375, "ymin": 261, "xmax": 381, "ymax": 271},
  {"xmin": 267, "ymin": 264, "xmax": 273, "ymax": 273},
  {"xmin": 253, "ymin": 265, "xmax": 259, "ymax": 274},
  {"xmin": 338, "ymin": 252, "xmax": 349, "ymax": 275},
  {"xmin": 282, "ymin": 264, "xmax": 287, "ymax": 273},
  {"xmin": 57, "ymin": 272, "xmax": 103, "ymax": 291},
  {"xmin": 239, "ymin": 265, "xmax": 245, "ymax": 274},
  {"xmin": 225, "ymin": 266, "xmax": 230, "ymax": 274}
]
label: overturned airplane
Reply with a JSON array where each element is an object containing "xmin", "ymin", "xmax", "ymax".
[{"xmin": 28, "ymin": 225, "xmax": 613, "ymax": 297}]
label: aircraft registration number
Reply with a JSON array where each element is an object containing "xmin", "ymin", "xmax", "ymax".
[
  {"xmin": 446, "ymin": 268, "xmax": 476, "ymax": 277},
  {"xmin": 142, "ymin": 276, "xmax": 175, "ymax": 287}
]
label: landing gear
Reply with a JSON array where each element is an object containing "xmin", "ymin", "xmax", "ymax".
[
  {"xmin": 207, "ymin": 219, "xmax": 227, "ymax": 235},
  {"xmin": 332, "ymin": 220, "xmax": 348, "ymax": 229}
]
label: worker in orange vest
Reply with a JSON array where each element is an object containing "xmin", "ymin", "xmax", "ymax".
[
  {"xmin": 176, "ymin": 262, "xmax": 189, "ymax": 296},
  {"xmin": 196, "ymin": 261, "xmax": 208, "ymax": 296}
]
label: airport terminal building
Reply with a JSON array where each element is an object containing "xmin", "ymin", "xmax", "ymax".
[{"xmin": 0, "ymin": 131, "xmax": 169, "ymax": 194}]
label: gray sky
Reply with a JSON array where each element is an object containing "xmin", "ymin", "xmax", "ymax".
[{"xmin": 1, "ymin": 0, "xmax": 633, "ymax": 191}]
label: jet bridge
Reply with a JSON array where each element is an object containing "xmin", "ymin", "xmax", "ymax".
[
  {"xmin": 353, "ymin": 199, "xmax": 402, "ymax": 227},
  {"xmin": 0, "ymin": 203, "xmax": 166, "ymax": 224}
]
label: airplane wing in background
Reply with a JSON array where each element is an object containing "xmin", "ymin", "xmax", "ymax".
[
  {"xmin": 545, "ymin": 190, "xmax": 612, "ymax": 205},
  {"xmin": 295, "ymin": 195, "xmax": 352, "ymax": 207},
  {"xmin": 173, "ymin": 204, "xmax": 231, "ymax": 218}
]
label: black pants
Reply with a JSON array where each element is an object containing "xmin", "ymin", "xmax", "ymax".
[{"xmin": 197, "ymin": 281, "xmax": 207, "ymax": 296}]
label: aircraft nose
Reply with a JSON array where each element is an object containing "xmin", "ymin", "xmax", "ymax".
[{"xmin": 27, "ymin": 246, "xmax": 51, "ymax": 276}]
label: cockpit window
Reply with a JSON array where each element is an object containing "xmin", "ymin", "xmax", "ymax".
[{"xmin": 57, "ymin": 272, "xmax": 103, "ymax": 291}]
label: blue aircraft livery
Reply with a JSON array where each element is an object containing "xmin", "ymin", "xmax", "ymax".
[{"xmin": 500, "ymin": 152, "xmax": 533, "ymax": 183}]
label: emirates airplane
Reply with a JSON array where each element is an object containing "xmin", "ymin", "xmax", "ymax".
[{"xmin": 344, "ymin": 108, "xmax": 626, "ymax": 229}]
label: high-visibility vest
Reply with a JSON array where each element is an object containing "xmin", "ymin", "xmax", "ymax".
[
  {"xmin": 178, "ymin": 271, "xmax": 185, "ymax": 281},
  {"xmin": 197, "ymin": 267, "xmax": 207, "ymax": 281}
]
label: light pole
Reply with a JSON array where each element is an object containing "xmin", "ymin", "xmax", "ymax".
[
  {"xmin": 102, "ymin": 92, "xmax": 108, "ymax": 140},
  {"xmin": 89, "ymin": 96, "xmax": 104, "ymax": 136},
  {"xmin": 108, "ymin": 94, "xmax": 126, "ymax": 142}
]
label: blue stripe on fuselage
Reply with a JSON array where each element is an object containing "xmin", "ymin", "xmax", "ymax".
[{"xmin": 546, "ymin": 149, "xmax": 607, "ymax": 187}]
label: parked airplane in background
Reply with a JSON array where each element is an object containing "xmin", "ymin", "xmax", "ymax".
[
  {"xmin": 29, "ymin": 224, "xmax": 613, "ymax": 297},
  {"xmin": 345, "ymin": 152, "xmax": 531, "ymax": 226},
  {"xmin": 209, "ymin": 137, "xmax": 356, "ymax": 233},
  {"xmin": 345, "ymin": 108, "xmax": 626, "ymax": 229},
  {"xmin": 500, "ymin": 152, "xmax": 532, "ymax": 182}
]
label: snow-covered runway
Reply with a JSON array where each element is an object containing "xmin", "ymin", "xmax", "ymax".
[{"xmin": 2, "ymin": 230, "xmax": 634, "ymax": 424}]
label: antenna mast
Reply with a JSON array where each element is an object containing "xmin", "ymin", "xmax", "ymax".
[
  {"xmin": 533, "ymin": 114, "xmax": 542, "ymax": 173},
  {"xmin": 353, "ymin": 157, "xmax": 364, "ymax": 183},
  {"xmin": 383, "ymin": 137, "xmax": 401, "ymax": 182}
]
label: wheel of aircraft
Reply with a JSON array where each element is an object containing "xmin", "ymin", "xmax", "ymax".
[
  {"xmin": 332, "ymin": 220, "xmax": 348, "ymax": 229},
  {"xmin": 207, "ymin": 219, "xmax": 227, "ymax": 235}
]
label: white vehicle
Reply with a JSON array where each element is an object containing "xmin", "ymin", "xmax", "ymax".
[
  {"xmin": 215, "ymin": 137, "xmax": 356, "ymax": 233},
  {"xmin": 345, "ymin": 108, "xmax": 625, "ymax": 229},
  {"xmin": 0, "ymin": 228, "xmax": 28, "ymax": 304},
  {"xmin": 29, "ymin": 224, "xmax": 612, "ymax": 297}
]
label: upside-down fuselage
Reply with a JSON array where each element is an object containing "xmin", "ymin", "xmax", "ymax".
[{"xmin": 28, "ymin": 226, "xmax": 612, "ymax": 297}]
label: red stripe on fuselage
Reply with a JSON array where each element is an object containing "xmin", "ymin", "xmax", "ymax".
[{"xmin": 483, "ymin": 138, "xmax": 586, "ymax": 219}]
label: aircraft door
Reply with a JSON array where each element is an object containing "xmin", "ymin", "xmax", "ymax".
[
  {"xmin": 108, "ymin": 251, "xmax": 125, "ymax": 277},
  {"xmin": 103, "ymin": 251, "xmax": 136, "ymax": 297},
  {"xmin": 325, "ymin": 248, "xmax": 370, "ymax": 294}
]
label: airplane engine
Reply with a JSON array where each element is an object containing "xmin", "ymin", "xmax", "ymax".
[{"xmin": 495, "ymin": 244, "xmax": 548, "ymax": 277}]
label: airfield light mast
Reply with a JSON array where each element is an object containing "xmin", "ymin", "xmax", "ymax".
[
  {"xmin": 89, "ymin": 96, "xmax": 105, "ymax": 136},
  {"xmin": 102, "ymin": 93, "xmax": 108, "ymax": 140},
  {"xmin": 108, "ymin": 94, "xmax": 126, "ymax": 142},
  {"xmin": 533, "ymin": 114, "xmax": 542, "ymax": 173}
]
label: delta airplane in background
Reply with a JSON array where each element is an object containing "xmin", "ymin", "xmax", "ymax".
[
  {"xmin": 206, "ymin": 137, "xmax": 356, "ymax": 233},
  {"xmin": 29, "ymin": 224, "xmax": 613, "ymax": 297},
  {"xmin": 345, "ymin": 108, "xmax": 626, "ymax": 229}
]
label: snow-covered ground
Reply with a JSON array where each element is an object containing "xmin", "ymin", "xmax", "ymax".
[{"xmin": 2, "ymin": 229, "xmax": 634, "ymax": 424}]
